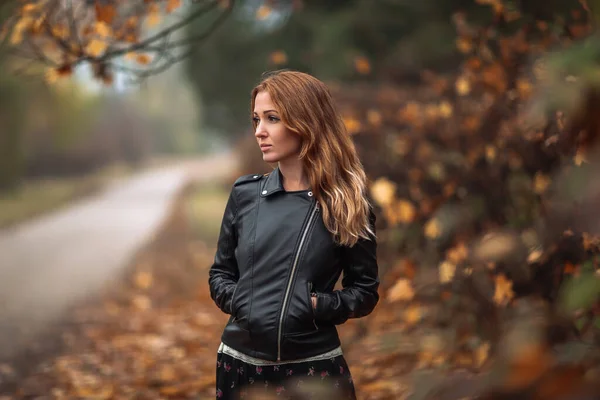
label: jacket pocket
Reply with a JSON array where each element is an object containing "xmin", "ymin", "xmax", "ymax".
[
  {"xmin": 230, "ymin": 279, "xmax": 250, "ymax": 331},
  {"xmin": 307, "ymin": 281, "xmax": 318, "ymax": 330},
  {"xmin": 230, "ymin": 283, "xmax": 240, "ymax": 317}
]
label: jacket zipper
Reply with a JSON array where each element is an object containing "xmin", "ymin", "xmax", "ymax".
[{"xmin": 277, "ymin": 201, "xmax": 320, "ymax": 361}]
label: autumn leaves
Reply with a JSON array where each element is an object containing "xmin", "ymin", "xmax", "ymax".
[{"xmin": 2, "ymin": 0, "xmax": 232, "ymax": 84}]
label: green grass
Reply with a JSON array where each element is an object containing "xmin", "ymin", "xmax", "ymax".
[
  {"xmin": 185, "ymin": 182, "xmax": 230, "ymax": 243},
  {"xmin": 0, "ymin": 164, "xmax": 132, "ymax": 229}
]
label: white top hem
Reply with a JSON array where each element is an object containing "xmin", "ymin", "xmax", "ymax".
[{"xmin": 218, "ymin": 342, "xmax": 343, "ymax": 366}]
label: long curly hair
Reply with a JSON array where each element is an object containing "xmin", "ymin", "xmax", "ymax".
[{"xmin": 250, "ymin": 70, "xmax": 374, "ymax": 247}]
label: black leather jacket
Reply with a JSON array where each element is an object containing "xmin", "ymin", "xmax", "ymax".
[{"xmin": 208, "ymin": 167, "xmax": 379, "ymax": 362}]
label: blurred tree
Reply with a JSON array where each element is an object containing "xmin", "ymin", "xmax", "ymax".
[{"xmin": 184, "ymin": 0, "xmax": 583, "ymax": 139}]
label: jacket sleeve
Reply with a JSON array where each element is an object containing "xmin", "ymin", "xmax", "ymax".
[
  {"xmin": 314, "ymin": 208, "xmax": 380, "ymax": 325},
  {"xmin": 208, "ymin": 185, "xmax": 239, "ymax": 315}
]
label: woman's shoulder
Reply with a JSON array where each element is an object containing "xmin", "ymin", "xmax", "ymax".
[{"xmin": 233, "ymin": 173, "xmax": 266, "ymax": 187}]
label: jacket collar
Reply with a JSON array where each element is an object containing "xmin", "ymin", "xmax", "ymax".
[{"xmin": 260, "ymin": 167, "xmax": 285, "ymax": 197}]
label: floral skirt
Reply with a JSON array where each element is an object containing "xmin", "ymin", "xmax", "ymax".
[{"xmin": 215, "ymin": 350, "xmax": 356, "ymax": 400}]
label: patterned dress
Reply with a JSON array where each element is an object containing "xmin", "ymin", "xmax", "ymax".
[{"xmin": 215, "ymin": 342, "xmax": 356, "ymax": 399}]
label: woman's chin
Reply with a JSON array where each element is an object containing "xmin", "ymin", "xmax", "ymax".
[{"xmin": 262, "ymin": 154, "xmax": 279, "ymax": 163}]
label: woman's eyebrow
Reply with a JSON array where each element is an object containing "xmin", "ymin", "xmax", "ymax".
[{"xmin": 253, "ymin": 109, "xmax": 278, "ymax": 115}]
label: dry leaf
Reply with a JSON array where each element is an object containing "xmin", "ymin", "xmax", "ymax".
[
  {"xmin": 475, "ymin": 341, "xmax": 490, "ymax": 368},
  {"xmin": 533, "ymin": 172, "xmax": 551, "ymax": 194},
  {"xmin": 439, "ymin": 101, "xmax": 453, "ymax": 118},
  {"xmin": 45, "ymin": 68, "xmax": 59, "ymax": 84},
  {"xmin": 95, "ymin": 3, "xmax": 116, "ymax": 24},
  {"xmin": 136, "ymin": 54, "xmax": 152, "ymax": 65},
  {"xmin": 147, "ymin": 4, "xmax": 161, "ymax": 27},
  {"xmin": 574, "ymin": 149, "xmax": 588, "ymax": 166},
  {"xmin": 396, "ymin": 199, "xmax": 416, "ymax": 224},
  {"xmin": 455, "ymin": 76, "xmax": 471, "ymax": 95},
  {"xmin": 527, "ymin": 248, "xmax": 543, "ymax": 264},
  {"xmin": 439, "ymin": 260, "xmax": 456, "ymax": 284},
  {"xmin": 86, "ymin": 39, "xmax": 107, "ymax": 57},
  {"xmin": 403, "ymin": 304, "xmax": 422, "ymax": 325},
  {"xmin": 134, "ymin": 271, "xmax": 153, "ymax": 289},
  {"xmin": 370, "ymin": 178, "xmax": 396, "ymax": 207},
  {"xmin": 166, "ymin": 0, "xmax": 182, "ymax": 13},
  {"xmin": 269, "ymin": 51, "xmax": 287, "ymax": 65},
  {"xmin": 132, "ymin": 294, "xmax": 151, "ymax": 310},
  {"xmin": 256, "ymin": 5, "xmax": 272, "ymax": 20},
  {"xmin": 424, "ymin": 218, "xmax": 441, "ymax": 239},
  {"xmin": 447, "ymin": 243, "xmax": 468, "ymax": 264},
  {"xmin": 342, "ymin": 116, "xmax": 361, "ymax": 135},
  {"xmin": 387, "ymin": 279, "xmax": 415, "ymax": 302},
  {"xmin": 493, "ymin": 274, "xmax": 515, "ymax": 306},
  {"xmin": 94, "ymin": 21, "xmax": 112, "ymax": 38},
  {"xmin": 354, "ymin": 56, "xmax": 371, "ymax": 74}
]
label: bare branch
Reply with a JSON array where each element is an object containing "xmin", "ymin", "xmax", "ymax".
[{"xmin": 99, "ymin": 0, "xmax": 224, "ymax": 61}]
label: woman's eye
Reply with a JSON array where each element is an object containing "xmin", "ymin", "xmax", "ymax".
[{"xmin": 268, "ymin": 116, "xmax": 279, "ymax": 122}]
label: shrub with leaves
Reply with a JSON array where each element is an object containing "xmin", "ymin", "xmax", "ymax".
[{"xmin": 328, "ymin": 2, "xmax": 600, "ymax": 398}]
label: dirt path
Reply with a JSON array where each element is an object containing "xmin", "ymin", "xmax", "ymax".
[{"xmin": 0, "ymin": 153, "xmax": 236, "ymax": 361}]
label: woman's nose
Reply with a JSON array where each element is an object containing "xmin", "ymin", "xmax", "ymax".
[{"xmin": 255, "ymin": 123, "xmax": 267, "ymax": 138}]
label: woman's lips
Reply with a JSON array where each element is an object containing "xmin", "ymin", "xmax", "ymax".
[{"xmin": 260, "ymin": 145, "xmax": 272, "ymax": 152}]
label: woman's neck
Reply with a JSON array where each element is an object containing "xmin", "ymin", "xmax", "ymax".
[{"xmin": 278, "ymin": 161, "xmax": 310, "ymax": 192}]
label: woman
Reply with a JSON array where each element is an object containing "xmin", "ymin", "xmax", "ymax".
[{"xmin": 209, "ymin": 70, "xmax": 379, "ymax": 400}]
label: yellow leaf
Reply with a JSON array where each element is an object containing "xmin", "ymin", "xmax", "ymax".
[
  {"xmin": 486, "ymin": 145, "xmax": 496, "ymax": 161},
  {"xmin": 527, "ymin": 248, "xmax": 543, "ymax": 264},
  {"xmin": 136, "ymin": 54, "xmax": 152, "ymax": 65},
  {"xmin": 269, "ymin": 50, "xmax": 287, "ymax": 65},
  {"xmin": 354, "ymin": 56, "xmax": 371, "ymax": 74},
  {"xmin": 134, "ymin": 271, "xmax": 153, "ymax": 289},
  {"xmin": 403, "ymin": 304, "xmax": 422, "ymax": 325},
  {"xmin": 475, "ymin": 342, "xmax": 490, "ymax": 368},
  {"xmin": 342, "ymin": 116, "xmax": 361, "ymax": 134},
  {"xmin": 94, "ymin": 21, "xmax": 112, "ymax": 38},
  {"xmin": 256, "ymin": 5, "xmax": 272, "ymax": 20},
  {"xmin": 132, "ymin": 294, "xmax": 151, "ymax": 310},
  {"xmin": 447, "ymin": 243, "xmax": 468, "ymax": 264},
  {"xmin": 439, "ymin": 260, "xmax": 456, "ymax": 284},
  {"xmin": 533, "ymin": 172, "xmax": 551, "ymax": 194},
  {"xmin": 493, "ymin": 274, "xmax": 515, "ymax": 306},
  {"xmin": 45, "ymin": 68, "xmax": 59, "ymax": 84},
  {"xmin": 22, "ymin": 4, "xmax": 39, "ymax": 14},
  {"xmin": 574, "ymin": 149, "xmax": 588, "ymax": 166},
  {"xmin": 455, "ymin": 37, "xmax": 473, "ymax": 53},
  {"xmin": 147, "ymin": 4, "xmax": 161, "ymax": 27},
  {"xmin": 370, "ymin": 178, "xmax": 396, "ymax": 207},
  {"xmin": 516, "ymin": 79, "xmax": 532, "ymax": 98},
  {"xmin": 387, "ymin": 279, "xmax": 415, "ymax": 302},
  {"xmin": 52, "ymin": 24, "xmax": 70, "ymax": 39},
  {"xmin": 367, "ymin": 109, "xmax": 382, "ymax": 126},
  {"xmin": 166, "ymin": 0, "xmax": 182, "ymax": 13},
  {"xmin": 95, "ymin": 3, "xmax": 116, "ymax": 24},
  {"xmin": 394, "ymin": 137, "xmax": 411, "ymax": 156},
  {"xmin": 424, "ymin": 218, "xmax": 441, "ymax": 239},
  {"xmin": 396, "ymin": 199, "xmax": 416, "ymax": 224},
  {"xmin": 10, "ymin": 28, "xmax": 23, "ymax": 45},
  {"xmin": 455, "ymin": 76, "xmax": 471, "ymax": 95},
  {"xmin": 439, "ymin": 101, "xmax": 453, "ymax": 118},
  {"xmin": 86, "ymin": 39, "xmax": 107, "ymax": 57}
]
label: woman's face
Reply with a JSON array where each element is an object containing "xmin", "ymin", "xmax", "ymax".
[{"xmin": 253, "ymin": 91, "xmax": 302, "ymax": 164}]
